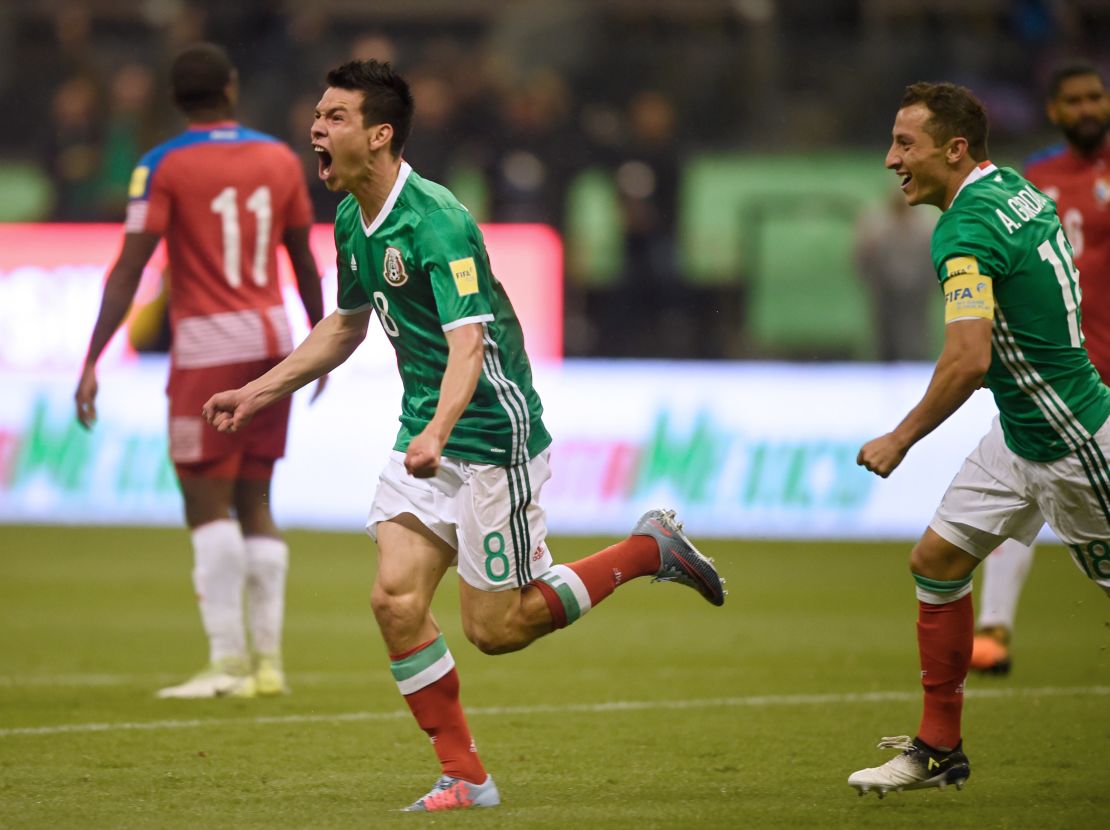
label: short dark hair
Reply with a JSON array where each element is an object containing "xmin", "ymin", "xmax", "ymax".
[
  {"xmin": 900, "ymin": 81, "xmax": 990, "ymax": 161},
  {"xmin": 325, "ymin": 60, "xmax": 414, "ymax": 157},
  {"xmin": 171, "ymin": 43, "xmax": 234, "ymax": 114},
  {"xmin": 1048, "ymin": 60, "xmax": 1105, "ymax": 98}
]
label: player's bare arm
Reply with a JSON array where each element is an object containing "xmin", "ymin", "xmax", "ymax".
[
  {"xmin": 405, "ymin": 323, "xmax": 485, "ymax": 479},
  {"xmin": 282, "ymin": 225, "xmax": 329, "ymax": 402},
  {"xmin": 204, "ymin": 308, "xmax": 370, "ymax": 433},
  {"xmin": 858, "ymin": 316, "xmax": 992, "ymax": 477},
  {"xmin": 75, "ymin": 232, "xmax": 161, "ymax": 429}
]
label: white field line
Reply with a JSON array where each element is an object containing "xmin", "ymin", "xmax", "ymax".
[
  {"xmin": 0, "ymin": 672, "xmax": 373, "ymax": 688},
  {"xmin": 2, "ymin": 685, "xmax": 1107, "ymax": 739}
]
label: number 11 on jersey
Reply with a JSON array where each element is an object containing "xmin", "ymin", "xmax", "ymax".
[{"xmin": 210, "ymin": 185, "xmax": 273, "ymax": 288}]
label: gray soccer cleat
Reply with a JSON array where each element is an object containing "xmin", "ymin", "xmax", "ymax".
[
  {"xmin": 633, "ymin": 508, "xmax": 726, "ymax": 606},
  {"xmin": 401, "ymin": 775, "xmax": 501, "ymax": 812},
  {"xmin": 848, "ymin": 736, "xmax": 971, "ymax": 798}
]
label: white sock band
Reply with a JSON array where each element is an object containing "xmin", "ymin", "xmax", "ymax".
[{"xmin": 536, "ymin": 564, "xmax": 593, "ymax": 625}]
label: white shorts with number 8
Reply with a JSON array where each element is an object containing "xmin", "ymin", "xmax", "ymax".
[{"xmin": 366, "ymin": 449, "xmax": 554, "ymax": 592}]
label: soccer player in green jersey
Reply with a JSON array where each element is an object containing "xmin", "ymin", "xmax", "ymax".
[
  {"xmin": 847, "ymin": 82, "xmax": 1110, "ymax": 798},
  {"xmin": 202, "ymin": 59, "xmax": 725, "ymax": 813}
]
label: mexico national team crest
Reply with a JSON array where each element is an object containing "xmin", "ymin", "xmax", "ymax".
[{"xmin": 383, "ymin": 247, "xmax": 408, "ymax": 287}]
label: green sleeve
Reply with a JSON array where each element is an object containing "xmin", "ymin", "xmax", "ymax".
[
  {"xmin": 416, "ymin": 207, "xmax": 495, "ymax": 329},
  {"xmin": 334, "ymin": 220, "xmax": 371, "ymax": 313},
  {"xmin": 931, "ymin": 212, "xmax": 1010, "ymax": 285}
]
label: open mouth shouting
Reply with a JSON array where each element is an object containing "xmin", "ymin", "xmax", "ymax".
[{"xmin": 314, "ymin": 144, "xmax": 333, "ymax": 181}]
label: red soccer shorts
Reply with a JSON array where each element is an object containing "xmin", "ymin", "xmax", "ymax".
[{"xmin": 167, "ymin": 358, "xmax": 291, "ymax": 481}]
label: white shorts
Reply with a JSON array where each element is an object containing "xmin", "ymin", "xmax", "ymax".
[
  {"xmin": 931, "ymin": 415, "xmax": 1110, "ymax": 585},
  {"xmin": 366, "ymin": 449, "xmax": 554, "ymax": 592}
]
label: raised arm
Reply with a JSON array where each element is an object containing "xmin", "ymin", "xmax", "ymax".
[
  {"xmin": 857, "ymin": 316, "xmax": 993, "ymax": 477},
  {"xmin": 404, "ymin": 322, "xmax": 485, "ymax": 478},
  {"xmin": 203, "ymin": 307, "xmax": 371, "ymax": 433}
]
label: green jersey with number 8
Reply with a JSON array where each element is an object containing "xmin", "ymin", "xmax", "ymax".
[
  {"xmin": 334, "ymin": 162, "xmax": 551, "ymax": 466},
  {"xmin": 932, "ymin": 162, "xmax": 1110, "ymax": 462}
]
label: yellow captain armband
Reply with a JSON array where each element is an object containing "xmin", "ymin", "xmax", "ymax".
[{"xmin": 943, "ymin": 257, "xmax": 994, "ymax": 323}]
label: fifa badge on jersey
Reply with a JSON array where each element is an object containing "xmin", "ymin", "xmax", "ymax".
[
  {"xmin": 383, "ymin": 247, "xmax": 408, "ymax": 287},
  {"xmin": 128, "ymin": 166, "xmax": 150, "ymax": 198},
  {"xmin": 450, "ymin": 257, "xmax": 479, "ymax": 296},
  {"xmin": 1095, "ymin": 177, "xmax": 1110, "ymax": 208}
]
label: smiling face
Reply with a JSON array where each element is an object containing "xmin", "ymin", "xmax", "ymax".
[
  {"xmin": 885, "ymin": 102, "xmax": 961, "ymax": 210},
  {"xmin": 310, "ymin": 86, "xmax": 391, "ymax": 193},
  {"xmin": 1048, "ymin": 72, "xmax": 1110, "ymax": 155}
]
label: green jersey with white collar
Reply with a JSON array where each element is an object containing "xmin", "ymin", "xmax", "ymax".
[
  {"xmin": 932, "ymin": 162, "xmax": 1110, "ymax": 461},
  {"xmin": 334, "ymin": 162, "xmax": 550, "ymax": 465}
]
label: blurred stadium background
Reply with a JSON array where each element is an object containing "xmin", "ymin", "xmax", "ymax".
[
  {"xmin": 1, "ymin": 2, "xmax": 1108, "ymax": 827},
  {"xmin": 6, "ymin": 0, "xmax": 1109, "ymax": 536}
]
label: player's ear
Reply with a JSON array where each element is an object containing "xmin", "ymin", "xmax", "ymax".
[
  {"xmin": 945, "ymin": 136, "xmax": 969, "ymax": 164},
  {"xmin": 368, "ymin": 122, "xmax": 394, "ymax": 153},
  {"xmin": 225, "ymin": 69, "xmax": 239, "ymax": 110}
]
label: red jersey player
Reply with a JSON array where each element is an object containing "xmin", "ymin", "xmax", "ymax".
[
  {"xmin": 76, "ymin": 43, "xmax": 325, "ymax": 699},
  {"xmin": 972, "ymin": 61, "xmax": 1110, "ymax": 674}
]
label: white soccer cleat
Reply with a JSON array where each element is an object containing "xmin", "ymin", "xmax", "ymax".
[
  {"xmin": 155, "ymin": 658, "xmax": 256, "ymax": 699},
  {"xmin": 253, "ymin": 654, "xmax": 289, "ymax": 696},
  {"xmin": 848, "ymin": 735, "xmax": 971, "ymax": 798}
]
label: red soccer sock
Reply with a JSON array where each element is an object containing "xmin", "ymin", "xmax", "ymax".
[
  {"xmin": 567, "ymin": 536, "xmax": 660, "ymax": 604},
  {"xmin": 531, "ymin": 536, "xmax": 660, "ymax": 629},
  {"xmin": 917, "ymin": 594, "xmax": 973, "ymax": 750},
  {"xmin": 391, "ymin": 638, "xmax": 486, "ymax": 785}
]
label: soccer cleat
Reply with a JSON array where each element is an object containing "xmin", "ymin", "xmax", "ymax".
[
  {"xmin": 401, "ymin": 775, "xmax": 501, "ymax": 812},
  {"xmin": 253, "ymin": 654, "xmax": 289, "ymax": 696},
  {"xmin": 970, "ymin": 626, "xmax": 1011, "ymax": 675},
  {"xmin": 633, "ymin": 508, "xmax": 726, "ymax": 606},
  {"xmin": 155, "ymin": 657, "xmax": 256, "ymax": 699},
  {"xmin": 848, "ymin": 736, "xmax": 971, "ymax": 797}
]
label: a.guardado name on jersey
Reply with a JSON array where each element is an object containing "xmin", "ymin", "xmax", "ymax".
[{"xmin": 383, "ymin": 247, "xmax": 408, "ymax": 287}]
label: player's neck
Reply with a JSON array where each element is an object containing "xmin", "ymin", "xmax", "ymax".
[
  {"xmin": 940, "ymin": 160, "xmax": 983, "ymax": 211},
  {"xmin": 352, "ymin": 156, "xmax": 403, "ymax": 226},
  {"xmin": 187, "ymin": 108, "xmax": 235, "ymax": 127},
  {"xmin": 1066, "ymin": 137, "xmax": 1107, "ymax": 161}
]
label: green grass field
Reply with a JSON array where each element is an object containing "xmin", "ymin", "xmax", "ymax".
[{"xmin": 1, "ymin": 525, "xmax": 1107, "ymax": 829}]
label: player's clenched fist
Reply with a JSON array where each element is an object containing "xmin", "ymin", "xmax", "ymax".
[
  {"xmin": 856, "ymin": 433, "xmax": 909, "ymax": 479},
  {"xmin": 202, "ymin": 388, "xmax": 256, "ymax": 433}
]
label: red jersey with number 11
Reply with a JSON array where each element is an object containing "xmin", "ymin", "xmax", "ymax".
[
  {"xmin": 1025, "ymin": 141, "xmax": 1110, "ymax": 380},
  {"xmin": 125, "ymin": 121, "xmax": 313, "ymax": 369}
]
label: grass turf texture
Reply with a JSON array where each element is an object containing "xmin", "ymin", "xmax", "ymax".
[{"xmin": 0, "ymin": 525, "xmax": 1107, "ymax": 829}]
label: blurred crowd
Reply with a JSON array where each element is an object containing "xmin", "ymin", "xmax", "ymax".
[{"xmin": 1, "ymin": 0, "xmax": 1107, "ymax": 358}]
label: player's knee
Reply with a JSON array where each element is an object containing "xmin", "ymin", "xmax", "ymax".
[
  {"xmin": 909, "ymin": 538, "xmax": 976, "ymax": 582},
  {"xmin": 370, "ymin": 583, "xmax": 425, "ymax": 632}
]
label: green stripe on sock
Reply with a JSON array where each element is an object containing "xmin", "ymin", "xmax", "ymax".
[
  {"xmin": 540, "ymin": 573, "xmax": 583, "ymax": 624},
  {"xmin": 390, "ymin": 634, "xmax": 448, "ymax": 683},
  {"xmin": 912, "ymin": 572, "xmax": 972, "ymax": 593}
]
